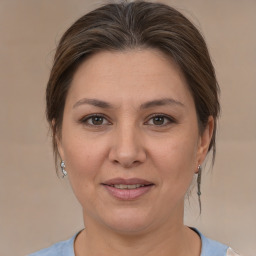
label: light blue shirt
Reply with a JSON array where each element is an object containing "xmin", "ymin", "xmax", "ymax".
[{"xmin": 29, "ymin": 229, "xmax": 229, "ymax": 256}]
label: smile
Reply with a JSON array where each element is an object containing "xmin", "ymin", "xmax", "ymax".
[
  {"xmin": 108, "ymin": 184, "xmax": 148, "ymax": 189},
  {"xmin": 102, "ymin": 178, "xmax": 154, "ymax": 200}
]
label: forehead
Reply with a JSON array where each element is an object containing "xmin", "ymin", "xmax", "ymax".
[{"xmin": 66, "ymin": 49, "xmax": 194, "ymax": 108}]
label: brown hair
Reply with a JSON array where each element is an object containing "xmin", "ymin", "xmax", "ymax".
[{"xmin": 46, "ymin": 0, "xmax": 220, "ymax": 170}]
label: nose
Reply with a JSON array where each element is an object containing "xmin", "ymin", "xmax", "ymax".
[{"xmin": 108, "ymin": 125, "xmax": 147, "ymax": 168}]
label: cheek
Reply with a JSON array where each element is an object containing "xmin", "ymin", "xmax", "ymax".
[
  {"xmin": 149, "ymin": 134, "xmax": 198, "ymax": 194},
  {"xmin": 60, "ymin": 131, "xmax": 109, "ymax": 197},
  {"xmin": 63, "ymin": 137, "xmax": 106, "ymax": 176},
  {"xmin": 61, "ymin": 139, "xmax": 108, "ymax": 213}
]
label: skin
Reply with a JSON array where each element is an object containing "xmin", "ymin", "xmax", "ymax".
[{"xmin": 57, "ymin": 49, "xmax": 214, "ymax": 256}]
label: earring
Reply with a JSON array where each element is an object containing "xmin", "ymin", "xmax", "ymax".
[
  {"xmin": 60, "ymin": 160, "xmax": 67, "ymax": 178},
  {"xmin": 197, "ymin": 165, "xmax": 202, "ymax": 213}
]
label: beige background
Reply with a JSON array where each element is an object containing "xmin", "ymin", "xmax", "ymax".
[{"xmin": 0, "ymin": 1, "xmax": 255, "ymax": 255}]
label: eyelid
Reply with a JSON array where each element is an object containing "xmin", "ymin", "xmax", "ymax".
[
  {"xmin": 79, "ymin": 113, "xmax": 112, "ymax": 126},
  {"xmin": 79, "ymin": 113, "xmax": 176, "ymax": 126},
  {"xmin": 144, "ymin": 113, "xmax": 176, "ymax": 125}
]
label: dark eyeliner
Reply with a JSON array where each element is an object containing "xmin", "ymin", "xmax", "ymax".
[
  {"xmin": 79, "ymin": 113, "xmax": 110, "ymax": 126},
  {"xmin": 145, "ymin": 113, "xmax": 177, "ymax": 126}
]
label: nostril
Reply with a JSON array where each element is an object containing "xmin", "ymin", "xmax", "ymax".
[
  {"xmin": 112, "ymin": 158, "xmax": 141, "ymax": 168},
  {"xmin": 108, "ymin": 138, "xmax": 147, "ymax": 167}
]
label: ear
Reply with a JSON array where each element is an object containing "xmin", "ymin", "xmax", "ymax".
[
  {"xmin": 196, "ymin": 116, "xmax": 214, "ymax": 166},
  {"xmin": 52, "ymin": 120, "xmax": 65, "ymax": 160}
]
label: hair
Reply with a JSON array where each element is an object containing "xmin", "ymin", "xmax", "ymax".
[{"xmin": 46, "ymin": 0, "xmax": 220, "ymax": 171}]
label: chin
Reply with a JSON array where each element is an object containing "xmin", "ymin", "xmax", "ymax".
[{"xmin": 100, "ymin": 208, "xmax": 154, "ymax": 234}]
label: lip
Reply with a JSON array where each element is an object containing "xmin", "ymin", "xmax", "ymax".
[
  {"xmin": 102, "ymin": 177, "xmax": 153, "ymax": 186},
  {"xmin": 101, "ymin": 177, "xmax": 154, "ymax": 200}
]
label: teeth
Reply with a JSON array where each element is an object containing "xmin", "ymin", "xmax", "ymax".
[{"xmin": 111, "ymin": 184, "xmax": 145, "ymax": 189}]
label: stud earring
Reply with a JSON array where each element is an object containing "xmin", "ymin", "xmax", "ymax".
[
  {"xmin": 197, "ymin": 165, "xmax": 202, "ymax": 213},
  {"xmin": 60, "ymin": 160, "xmax": 67, "ymax": 178}
]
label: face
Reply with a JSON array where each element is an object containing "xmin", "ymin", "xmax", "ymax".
[{"xmin": 57, "ymin": 49, "xmax": 213, "ymax": 234}]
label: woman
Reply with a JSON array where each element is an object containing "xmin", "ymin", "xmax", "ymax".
[{"xmin": 30, "ymin": 1, "xmax": 240, "ymax": 255}]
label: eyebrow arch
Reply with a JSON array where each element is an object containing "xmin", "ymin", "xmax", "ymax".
[
  {"xmin": 73, "ymin": 97, "xmax": 184, "ymax": 109},
  {"xmin": 140, "ymin": 98, "xmax": 184, "ymax": 109},
  {"xmin": 73, "ymin": 98, "xmax": 113, "ymax": 109}
]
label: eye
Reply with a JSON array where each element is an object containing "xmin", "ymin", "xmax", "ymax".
[
  {"xmin": 146, "ymin": 114, "xmax": 174, "ymax": 126},
  {"xmin": 80, "ymin": 114, "xmax": 110, "ymax": 126}
]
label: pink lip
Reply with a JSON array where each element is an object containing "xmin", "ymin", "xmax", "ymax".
[
  {"xmin": 102, "ymin": 178, "xmax": 154, "ymax": 200},
  {"xmin": 102, "ymin": 177, "xmax": 153, "ymax": 186}
]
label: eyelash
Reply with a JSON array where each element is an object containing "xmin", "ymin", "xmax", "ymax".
[
  {"xmin": 79, "ymin": 113, "xmax": 176, "ymax": 127},
  {"xmin": 145, "ymin": 113, "xmax": 176, "ymax": 126},
  {"xmin": 79, "ymin": 114, "xmax": 111, "ymax": 127}
]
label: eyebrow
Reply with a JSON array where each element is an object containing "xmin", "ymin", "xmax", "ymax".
[
  {"xmin": 140, "ymin": 98, "xmax": 184, "ymax": 109},
  {"xmin": 73, "ymin": 98, "xmax": 113, "ymax": 109},
  {"xmin": 73, "ymin": 97, "xmax": 184, "ymax": 109}
]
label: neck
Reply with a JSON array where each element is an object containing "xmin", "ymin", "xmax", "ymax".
[{"xmin": 75, "ymin": 212, "xmax": 201, "ymax": 256}]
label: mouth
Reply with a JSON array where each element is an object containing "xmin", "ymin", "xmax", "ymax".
[
  {"xmin": 101, "ymin": 178, "xmax": 154, "ymax": 200},
  {"xmin": 107, "ymin": 184, "xmax": 151, "ymax": 189}
]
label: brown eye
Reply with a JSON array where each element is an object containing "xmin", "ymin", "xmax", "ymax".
[
  {"xmin": 152, "ymin": 116, "xmax": 165, "ymax": 125},
  {"xmin": 146, "ymin": 115, "xmax": 174, "ymax": 126},
  {"xmin": 81, "ymin": 115, "xmax": 110, "ymax": 126},
  {"xmin": 91, "ymin": 116, "xmax": 104, "ymax": 125}
]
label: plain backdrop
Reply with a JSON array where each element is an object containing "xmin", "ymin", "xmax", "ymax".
[{"xmin": 0, "ymin": 1, "xmax": 255, "ymax": 255}]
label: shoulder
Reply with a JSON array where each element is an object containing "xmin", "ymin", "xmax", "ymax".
[
  {"xmin": 28, "ymin": 234, "xmax": 76, "ymax": 256},
  {"xmin": 200, "ymin": 232, "xmax": 228, "ymax": 255},
  {"xmin": 192, "ymin": 228, "xmax": 241, "ymax": 256}
]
